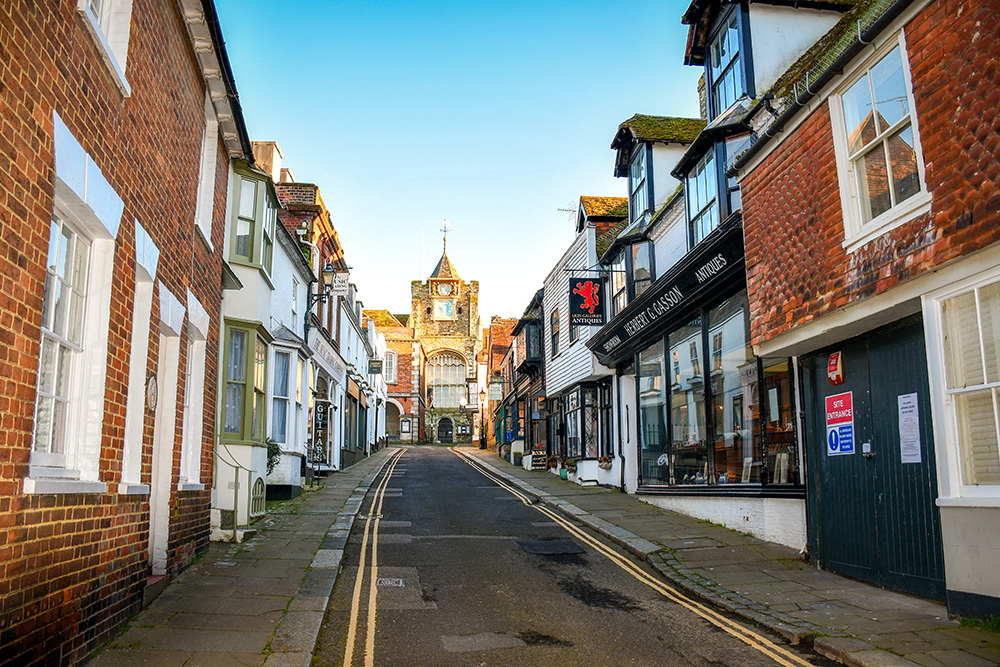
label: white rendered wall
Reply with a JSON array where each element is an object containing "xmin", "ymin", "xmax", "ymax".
[
  {"xmin": 748, "ymin": 6, "xmax": 842, "ymax": 94},
  {"xmin": 650, "ymin": 201, "xmax": 687, "ymax": 279},
  {"xmin": 650, "ymin": 144, "xmax": 687, "ymax": 209},
  {"xmin": 641, "ymin": 494, "xmax": 807, "ymax": 550}
]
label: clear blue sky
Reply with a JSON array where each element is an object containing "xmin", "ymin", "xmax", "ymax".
[{"xmin": 215, "ymin": 0, "xmax": 702, "ymax": 323}]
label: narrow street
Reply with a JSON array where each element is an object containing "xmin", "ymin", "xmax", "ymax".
[{"xmin": 316, "ymin": 446, "xmax": 824, "ymax": 667}]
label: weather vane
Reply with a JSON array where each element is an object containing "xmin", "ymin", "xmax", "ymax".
[{"xmin": 441, "ymin": 219, "xmax": 451, "ymax": 250}]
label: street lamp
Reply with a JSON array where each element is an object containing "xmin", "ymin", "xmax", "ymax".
[
  {"xmin": 304, "ymin": 262, "xmax": 337, "ymax": 340},
  {"xmin": 479, "ymin": 389, "xmax": 487, "ymax": 449}
]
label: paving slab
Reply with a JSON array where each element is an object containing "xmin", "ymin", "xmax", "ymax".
[{"xmin": 87, "ymin": 448, "xmax": 396, "ymax": 667}]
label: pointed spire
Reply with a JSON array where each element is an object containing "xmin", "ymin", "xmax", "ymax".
[{"xmin": 430, "ymin": 219, "xmax": 459, "ymax": 280}]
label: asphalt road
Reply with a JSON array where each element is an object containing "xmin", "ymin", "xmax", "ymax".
[{"xmin": 315, "ymin": 446, "xmax": 823, "ymax": 667}]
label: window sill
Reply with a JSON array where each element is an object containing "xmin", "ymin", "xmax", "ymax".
[
  {"xmin": 842, "ymin": 191, "xmax": 932, "ymax": 254},
  {"xmin": 177, "ymin": 482, "xmax": 205, "ymax": 492},
  {"xmin": 77, "ymin": 4, "xmax": 131, "ymax": 97},
  {"xmin": 24, "ymin": 477, "xmax": 107, "ymax": 495},
  {"xmin": 936, "ymin": 496, "xmax": 1000, "ymax": 508},
  {"xmin": 118, "ymin": 482, "xmax": 150, "ymax": 496}
]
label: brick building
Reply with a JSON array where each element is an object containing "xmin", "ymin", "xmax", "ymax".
[
  {"xmin": 0, "ymin": 0, "xmax": 251, "ymax": 663},
  {"xmin": 484, "ymin": 317, "xmax": 517, "ymax": 450},
  {"xmin": 365, "ymin": 310, "xmax": 426, "ymax": 444},
  {"xmin": 732, "ymin": 0, "xmax": 1000, "ymax": 614}
]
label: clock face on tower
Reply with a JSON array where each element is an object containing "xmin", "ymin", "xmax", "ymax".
[
  {"xmin": 434, "ymin": 298, "xmax": 455, "ymax": 320},
  {"xmin": 438, "ymin": 282, "xmax": 452, "ymax": 296}
]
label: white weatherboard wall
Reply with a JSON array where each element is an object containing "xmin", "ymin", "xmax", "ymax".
[
  {"xmin": 643, "ymin": 495, "xmax": 807, "ymax": 550},
  {"xmin": 748, "ymin": 5, "xmax": 843, "ymax": 94},
  {"xmin": 543, "ymin": 228, "xmax": 613, "ymax": 396}
]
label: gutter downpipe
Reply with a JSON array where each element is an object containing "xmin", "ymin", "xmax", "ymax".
[{"xmin": 729, "ymin": 0, "xmax": 916, "ymax": 177}]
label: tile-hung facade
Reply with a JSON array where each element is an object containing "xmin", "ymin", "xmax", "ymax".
[
  {"xmin": 0, "ymin": 0, "xmax": 253, "ymax": 662},
  {"xmin": 732, "ymin": 0, "xmax": 1000, "ymax": 615},
  {"xmin": 589, "ymin": 0, "xmax": 855, "ymax": 550}
]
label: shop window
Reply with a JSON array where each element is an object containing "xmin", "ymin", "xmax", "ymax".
[
  {"xmin": 708, "ymin": 295, "xmax": 762, "ymax": 485},
  {"xmin": 941, "ymin": 280, "xmax": 1000, "ymax": 486},
  {"xmin": 639, "ymin": 340, "xmax": 668, "ymax": 482},
  {"xmin": 636, "ymin": 291, "xmax": 791, "ymax": 488},
  {"xmin": 564, "ymin": 390, "xmax": 581, "ymax": 459}
]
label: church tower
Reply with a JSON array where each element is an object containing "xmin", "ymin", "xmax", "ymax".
[{"xmin": 411, "ymin": 226, "xmax": 481, "ymax": 443}]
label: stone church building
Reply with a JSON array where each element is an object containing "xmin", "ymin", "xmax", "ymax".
[
  {"xmin": 367, "ymin": 236, "xmax": 482, "ymax": 444},
  {"xmin": 412, "ymin": 238, "xmax": 481, "ymax": 443}
]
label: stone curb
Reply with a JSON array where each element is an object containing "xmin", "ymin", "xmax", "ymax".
[{"xmin": 263, "ymin": 448, "xmax": 397, "ymax": 664}]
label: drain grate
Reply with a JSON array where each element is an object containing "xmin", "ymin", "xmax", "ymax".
[
  {"xmin": 376, "ymin": 577, "xmax": 405, "ymax": 588},
  {"xmin": 518, "ymin": 539, "xmax": 584, "ymax": 555}
]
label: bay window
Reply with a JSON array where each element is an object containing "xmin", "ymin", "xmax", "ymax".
[
  {"xmin": 629, "ymin": 146, "xmax": 649, "ymax": 222},
  {"xmin": 232, "ymin": 170, "xmax": 280, "ymax": 275},
  {"xmin": 223, "ymin": 322, "xmax": 270, "ymax": 442},
  {"xmin": 271, "ymin": 350, "xmax": 291, "ymax": 444},
  {"xmin": 687, "ymin": 150, "xmax": 720, "ymax": 247}
]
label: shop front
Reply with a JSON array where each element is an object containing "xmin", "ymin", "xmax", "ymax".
[{"xmin": 589, "ymin": 220, "xmax": 806, "ymax": 547}]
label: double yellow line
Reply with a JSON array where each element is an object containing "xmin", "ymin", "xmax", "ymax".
[
  {"xmin": 343, "ymin": 448, "xmax": 407, "ymax": 667},
  {"xmin": 453, "ymin": 449, "xmax": 815, "ymax": 667}
]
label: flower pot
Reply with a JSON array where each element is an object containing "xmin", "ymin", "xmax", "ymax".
[
  {"xmin": 559, "ymin": 469, "xmax": 568, "ymax": 480},
  {"xmin": 598, "ymin": 462, "xmax": 613, "ymax": 470}
]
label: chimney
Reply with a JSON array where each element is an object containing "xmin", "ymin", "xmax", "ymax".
[
  {"xmin": 251, "ymin": 141, "xmax": 283, "ymax": 183},
  {"xmin": 697, "ymin": 74, "xmax": 707, "ymax": 120}
]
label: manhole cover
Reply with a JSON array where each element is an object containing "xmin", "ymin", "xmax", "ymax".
[
  {"xmin": 376, "ymin": 577, "xmax": 405, "ymax": 588},
  {"xmin": 518, "ymin": 539, "xmax": 584, "ymax": 555}
]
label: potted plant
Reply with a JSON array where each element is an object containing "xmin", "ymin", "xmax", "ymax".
[
  {"xmin": 513, "ymin": 453, "xmax": 522, "ymax": 467},
  {"xmin": 598, "ymin": 456, "xmax": 613, "ymax": 470},
  {"xmin": 564, "ymin": 459, "xmax": 577, "ymax": 473},
  {"xmin": 547, "ymin": 455, "xmax": 559, "ymax": 470}
]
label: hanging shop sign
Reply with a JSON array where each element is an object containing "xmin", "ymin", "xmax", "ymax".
[
  {"xmin": 489, "ymin": 382, "xmax": 503, "ymax": 400},
  {"xmin": 368, "ymin": 359, "xmax": 383, "ymax": 374},
  {"xmin": 330, "ymin": 272, "xmax": 350, "ymax": 298},
  {"xmin": 569, "ymin": 276, "xmax": 606, "ymax": 326},
  {"xmin": 825, "ymin": 391, "xmax": 855, "ymax": 456}
]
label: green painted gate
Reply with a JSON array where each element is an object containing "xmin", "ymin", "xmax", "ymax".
[{"xmin": 804, "ymin": 316, "xmax": 945, "ymax": 601}]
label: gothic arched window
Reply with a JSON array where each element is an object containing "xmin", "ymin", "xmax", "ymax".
[{"xmin": 427, "ymin": 352, "xmax": 466, "ymax": 408}]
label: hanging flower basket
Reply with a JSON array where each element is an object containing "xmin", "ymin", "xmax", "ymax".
[{"xmin": 598, "ymin": 456, "xmax": 613, "ymax": 470}]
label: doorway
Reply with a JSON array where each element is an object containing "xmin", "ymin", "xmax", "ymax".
[
  {"xmin": 805, "ymin": 315, "xmax": 945, "ymax": 600},
  {"xmin": 438, "ymin": 417, "xmax": 453, "ymax": 444}
]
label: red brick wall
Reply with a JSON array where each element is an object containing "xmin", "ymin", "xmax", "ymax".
[
  {"xmin": 0, "ymin": 1, "xmax": 224, "ymax": 663},
  {"xmin": 742, "ymin": 0, "xmax": 1000, "ymax": 347}
]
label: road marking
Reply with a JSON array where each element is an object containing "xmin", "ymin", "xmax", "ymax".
[
  {"xmin": 452, "ymin": 449, "xmax": 815, "ymax": 667},
  {"xmin": 343, "ymin": 448, "xmax": 406, "ymax": 667}
]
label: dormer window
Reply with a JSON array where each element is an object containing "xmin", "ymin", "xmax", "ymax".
[
  {"xmin": 628, "ymin": 146, "xmax": 649, "ymax": 222},
  {"xmin": 708, "ymin": 10, "xmax": 748, "ymax": 118}
]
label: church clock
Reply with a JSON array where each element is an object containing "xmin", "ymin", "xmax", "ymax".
[{"xmin": 434, "ymin": 298, "xmax": 455, "ymax": 320}]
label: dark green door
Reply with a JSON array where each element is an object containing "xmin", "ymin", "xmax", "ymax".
[{"xmin": 806, "ymin": 316, "xmax": 945, "ymax": 600}]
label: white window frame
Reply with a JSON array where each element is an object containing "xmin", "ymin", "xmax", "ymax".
[
  {"xmin": 385, "ymin": 350, "xmax": 398, "ymax": 384},
  {"xmin": 829, "ymin": 31, "xmax": 931, "ymax": 253},
  {"xmin": 270, "ymin": 347, "xmax": 294, "ymax": 445},
  {"xmin": 925, "ymin": 265, "xmax": 1000, "ymax": 505},
  {"xmin": 27, "ymin": 209, "xmax": 115, "ymax": 494},
  {"xmin": 77, "ymin": 0, "xmax": 133, "ymax": 96},
  {"xmin": 628, "ymin": 146, "xmax": 648, "ymax": 223},
  {"xmin": 193, "ymin": 92, "xmax": 218, "ymax": 250}
]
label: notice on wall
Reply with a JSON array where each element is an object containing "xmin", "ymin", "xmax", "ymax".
[
  {"xmin": 825, "ymin": 391, "xmax": 855, "ymax": 456},
  {"xmin": 898, "ymin": 393, "xmax": 922, "ymax": 464}
]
